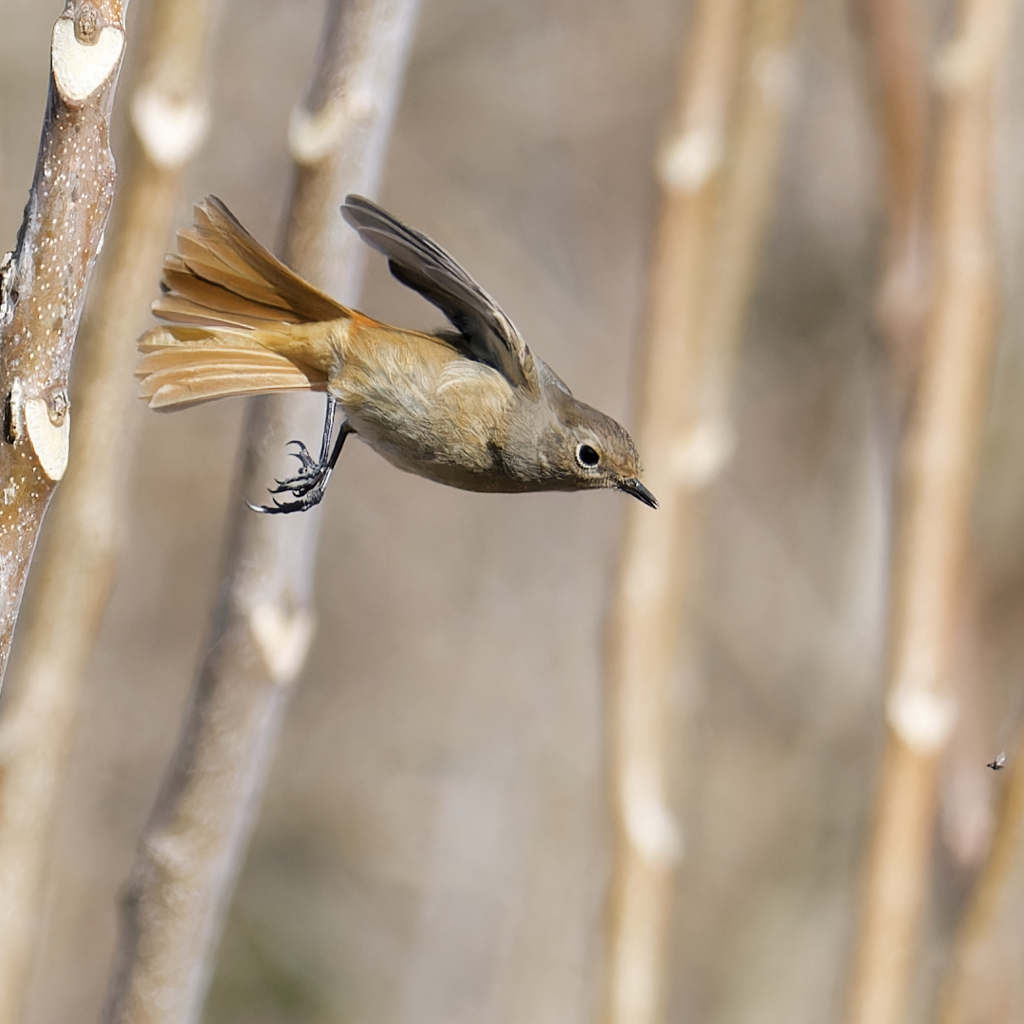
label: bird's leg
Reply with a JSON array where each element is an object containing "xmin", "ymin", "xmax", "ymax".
[{"xmin": 248, "ymin": 396, "xmax": 352, "ymax": 514}]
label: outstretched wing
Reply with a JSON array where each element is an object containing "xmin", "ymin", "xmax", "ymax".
[{"xmin": 342, "ymin": 195, "xmax": 538, "ymax": 394}]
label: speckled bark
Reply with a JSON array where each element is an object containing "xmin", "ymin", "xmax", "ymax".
[
  {"xmin": 0, "ymin": 0, "xmax": 128, "ymax": 688},
  {"xmin": 0, "ymin": 1, "xmax": 212, "ymax": 1018}
]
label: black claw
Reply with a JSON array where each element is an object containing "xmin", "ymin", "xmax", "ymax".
[
  {"xmin": 247, "ymin": 397, "xmax": 352, "ymax": 516},
  {"xmin": 247, "ymin": 490, "xmax": 326, "ymax": 515},
  {"xmin": 269, "ymin": 473, "xmax": 319, "ymax": 496},
  {"xmin": 286, "ymin": 439, "xmax": 317, "ymax": 471}
]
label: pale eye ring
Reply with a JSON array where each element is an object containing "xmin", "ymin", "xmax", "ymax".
[{"xmin": 576, "ymin": 443, "xmax": 600, "ymax": 468}]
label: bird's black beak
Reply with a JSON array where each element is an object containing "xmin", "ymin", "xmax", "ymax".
[{"xmin": 618, "ymin": 477, "xmax": 658, "ymax": 509}]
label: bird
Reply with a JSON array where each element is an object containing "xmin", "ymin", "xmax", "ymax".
[{"xmin": 137, "ymin": 195, "xmax": 657, "ymax": 514}]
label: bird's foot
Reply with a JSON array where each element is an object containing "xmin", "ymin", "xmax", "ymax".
[
  {"xmin": 247, "ymin": 406, "xmax": 351, "ymax": 515},
  {"xmin": 246, "ymin": 487, "xmax": 328, "ymax": 515},
  {"xmin": 269, "ymin": 440, "xmax": 325, "ymax": 497},
  {"xmin": 247, "ymin": 442, "xmax": 331, "ymax": 513}
]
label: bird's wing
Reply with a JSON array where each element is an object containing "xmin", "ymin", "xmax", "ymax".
[{"xmin": 342, "ymin": 195, "xmax": 538, "ymax": 394}]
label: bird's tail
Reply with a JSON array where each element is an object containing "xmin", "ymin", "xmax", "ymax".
[{"xmin": 137, "ymin": 197, "xmax": 350, "ymax": 410}]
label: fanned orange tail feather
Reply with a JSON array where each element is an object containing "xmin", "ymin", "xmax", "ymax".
[{"xmin": 137, "ymin": 197, "xmax": 348, "ymax": 410}]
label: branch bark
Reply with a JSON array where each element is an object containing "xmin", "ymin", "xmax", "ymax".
[
  {"xmin": 0, "ymin": 0, "xmax": 127, "ymax": 688},
  {"xmin": 601, "ymin": 1, "xmax": 802, "ymax": 1022},
  {"xmin": 845, "ymin": 1, "xmax": 1013, "ymax": 1022},
  {"xmin": 854, "ymin": 0, "xmax": 931, "ymax": 400},
  {"xmin": 936, "ymin": 718, "xmax": 1024, "ymax": 1024},
  {"xmin": 100, "ymin": 1, "xmax": 421, "ymax": 1021},
  {"xmin": 0, "ymin": 2, "xmax": 214, "ymax": 1019}
]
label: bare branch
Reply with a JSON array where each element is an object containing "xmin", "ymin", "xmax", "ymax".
[
  {"xmin": 0, "ymin": 1, "xmax": 215, "ymax": 1018},
  {"xmin": 845, "ymin": 0, "xmax": 1014, "ymax": 1022},
  {"xmin": 100, "ymin": 2, "xmax": 421, "ymax": 1021},
  {"xmin": 601, "ymin": 1, "xmax": 802, "ymax": 1022},
  {"xmin": 0, "ymin": 0, "xmax": 128, "ymax": 687},
  {"xmin": 937, "ymin": 721, "xmax": 1024, "ymax": 1024},
  {"xmin": 853, "ymin": 0, "xmax": 931, "ymax": 399}
]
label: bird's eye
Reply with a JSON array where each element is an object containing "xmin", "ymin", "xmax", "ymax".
[{"xmin": 576, "ymin": 443, "xmax": 600, "ymax": 468}]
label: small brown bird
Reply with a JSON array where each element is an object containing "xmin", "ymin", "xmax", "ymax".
[{"xmin": 137, "ymin": 196, "xmax": 657, "ymax": 513}]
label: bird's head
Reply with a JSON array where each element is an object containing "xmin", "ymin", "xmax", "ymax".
[{"xmin": 521, "ymin": 393, "xmax": 657, "ymax": 508}]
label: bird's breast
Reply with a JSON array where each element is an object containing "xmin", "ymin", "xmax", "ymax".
[{"xmin": 327, "ymin": 327, "xmax": 521, "ymax": 488}]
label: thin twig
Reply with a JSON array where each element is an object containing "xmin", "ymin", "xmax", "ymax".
[
  {"xmin": 845, "ymin": 1, "xmax": 1013, "ymax": 1022},
  {"xmin": 100, "ymin": 2, "xmax": 421, "ymax": 1021},
  {"xmin": 0, "ymin": 3, "xmax": 215, "ymax": 1018},
  {"xmin": 601, "ymin": 1, "xmax": 802, "ymax": 1021},
  {"xmin": 854, "ymin": 0, "xmax": 931, "ymax": 400},
  {"xmin": 936, "ymin": 719, "xmax": 1024, "ymax": 1024},
  {"xmin": 0, "ymin": 0, "xmax": 128, "ymax": 688}
]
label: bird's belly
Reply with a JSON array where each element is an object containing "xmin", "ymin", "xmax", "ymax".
[
  {"xmin": 331, "ymin": 354, "xmax": 521, "ymax": 492},
  {"xmin": 348, "ymin": 411, "xmax": 518, "ymax": 491}
]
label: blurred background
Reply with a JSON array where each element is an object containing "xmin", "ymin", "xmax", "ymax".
[{"xmin": 2, "ymin": 0, "xmax": 1024, "ymax": 1022}]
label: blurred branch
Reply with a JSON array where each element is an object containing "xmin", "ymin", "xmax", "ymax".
[
  {"xmin": 100, "ymin": 1, "xmax": 421, "ymax": 1021},
  {"xmin": 601, "ymin": 1, "xmax": 802, "ymax": 1021},
  {"xmin": 0, "ymin": 0, "xmax": 127, "ymax": 688},
  {"xmin": 0, "ymin": 2, "xmax": 215, "ymax": 1018},
  {"xmin": 937, "ymin": 720, "xmax": 1024, "ymax": 1024},
  {"xmin": 845, "ymin": 0, "xmax": 1013, "ymax": 1022},
  {"xmin": 854, "ymin": 0, "xmax": 931, "ymax": 400}
]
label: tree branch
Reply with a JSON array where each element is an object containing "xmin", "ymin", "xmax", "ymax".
[
  {"xmin": 854, "ymin": 0, "xmax": 931, "ymax": 400},
  {"xmin": 100, "ymin": 1, "xmax": 421, "ymax": 1021},
  {"xmin": 936, "ymin": 717, "xmax": 1024, "ymax": 1024},
  {"xmin": 601, "ymin": 1, "xmax": 802, "ymax": 1021},
  {"xmin": 0, "ymin": 0, "xmax": 128, "ymax": 687},
  {"xmin": 0, "ymin": 1, "xmax": 214, "ymax": 1018},
  {"xmin": 845, "ymin": 0, "xmax": 1014, "ymax": 1022}
]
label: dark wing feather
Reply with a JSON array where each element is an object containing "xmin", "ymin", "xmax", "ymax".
[{"xmin": 341, "ymin": 195, "xmax": 537, "ymax": 393}]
